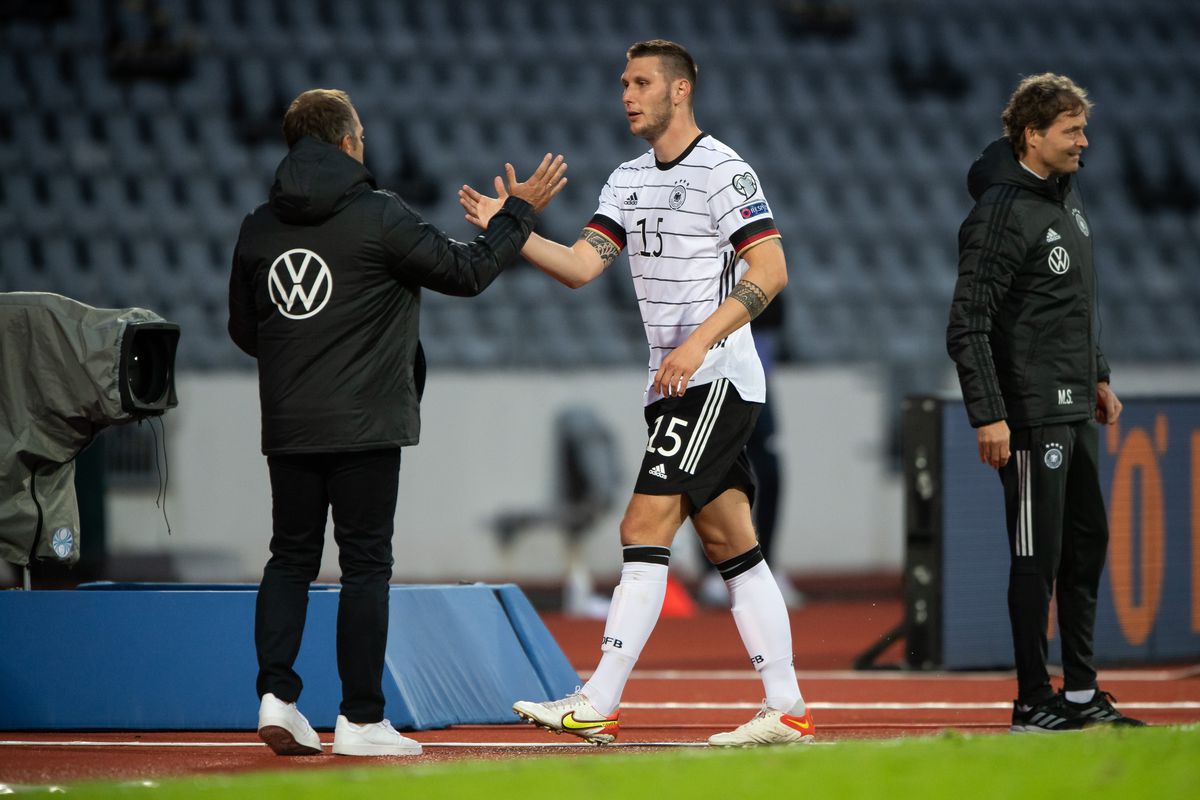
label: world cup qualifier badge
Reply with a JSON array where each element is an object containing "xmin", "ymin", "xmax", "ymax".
[{"xmin": 1043, "ymin": 443, "xmax": 1064, "ymax": 469}]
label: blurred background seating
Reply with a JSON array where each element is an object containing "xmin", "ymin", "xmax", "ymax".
[{"xmin": 1, "ymin": 0, "xmax": 1196, "ymax": 415}]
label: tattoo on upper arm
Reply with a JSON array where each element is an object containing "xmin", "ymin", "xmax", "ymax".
[
  {"xmin": 580, "ymin": 229, "xmax": 619, "ymax": 267},
  {"xmin": 730, "ymin": 279, "xmax": 769, "ymax": 320}
]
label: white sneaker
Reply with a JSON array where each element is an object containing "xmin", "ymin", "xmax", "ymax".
[
  {"xmin": 332, "ymin": 716, "xmax": 422, "ymax": 756},
  {"xmin": 257, "ymin": 693, "xmax": 323, "ymax": 756},
  {"xmin": 513, "ymin": 690, "xmax": 620, "ymax": 744},
  {"xmin": 707, "ymin": 702, "xmax": 816, "ymax": 747}
]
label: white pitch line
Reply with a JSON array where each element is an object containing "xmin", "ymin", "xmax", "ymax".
[
  {"xmin": 428, "ymin": 741, "xmax": 715, "ymax": 748},
  {"xmin": 3, "ymin": 698, "xmax": 1197, "ymax": 752},
  {"xmin": 615, "ymin": 669, "xmax": 1020, "ymax": 681},
  {"xmin": 479, "ymin": 741, "xmax": 833, "ymax": 748},
  {"xmin": 0, "ymin": 741, "xmax": 267, "ymax": 748},
  {"xmin": 617, "ymin": 666, "xmax": 1200, "ymax": 681},
  {"xmin": 622, "ymin": 701, "xmax": 1200, "ymax": 711},
  {"xmin": 0, "ymin": 740, "xmax": 715, "ymax": 750}
]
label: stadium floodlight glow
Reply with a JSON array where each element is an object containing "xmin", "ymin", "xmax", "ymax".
[{"xmin": 0, "ymin": 292, "xmax": 180, "ymax": 568}]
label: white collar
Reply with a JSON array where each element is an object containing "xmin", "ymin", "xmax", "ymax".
[{"xmin": 1019, "ymin": 159, "xmax": 1048, "ymax": 180}]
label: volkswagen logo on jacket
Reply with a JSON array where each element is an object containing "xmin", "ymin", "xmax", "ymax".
[
  {"xmin": 268, "ymin": 248, "xmax": 333, "ymax": 319},
  {"xmin": 1047, "ymin": 246, "xmax": 1070, "ymax": 275}
]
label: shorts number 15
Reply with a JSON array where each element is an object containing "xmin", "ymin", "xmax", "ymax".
[{"xmin": 647, "ymin": 415, "xmax": 689, "ymax": 457}]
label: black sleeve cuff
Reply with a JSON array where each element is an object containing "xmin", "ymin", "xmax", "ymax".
[{"xmin": 498, "ymin": 196, "xmax": 537, "ymax": 234}]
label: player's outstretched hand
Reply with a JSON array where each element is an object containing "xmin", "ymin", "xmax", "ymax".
[
  {"xmin": 507, "ymin": 153, "xmax": 567, "ymax": 213},
  {"xmin": 458, "ymin": 180, "xmax": 502, "ymax": 230},
  {"xmin": 456, "ymin": 179, "xmax": 499, "ymax": 230},
  {"xmin": 459, "ymin": 154, "xmax": 567, "ymax": 229}
]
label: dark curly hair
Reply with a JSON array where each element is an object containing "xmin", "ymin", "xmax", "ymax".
[{"xmin": 1002, "ymin": 73, "xmax": 1093, "ymax": 155}]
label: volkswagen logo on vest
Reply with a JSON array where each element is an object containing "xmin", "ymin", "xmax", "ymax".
[
  {"xmin": 1047, "ymin": 246, "xmax": 1070, "ymax": 275},
  {"xmin": 269, "ymin": 248, "xmax": 333, "ymax": 320}
]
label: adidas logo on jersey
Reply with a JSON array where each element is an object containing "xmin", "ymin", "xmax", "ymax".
[
  {"xmin": 648, "ymin": 463, "xmax": 668, "ymax": 480},
  {"xmin": 623, "ymin": 192, "xmax": 638, "ymax": 207},
  {"xmin": 1045, "ymin": 228, "xmax": 1061, "ymax": 243}
]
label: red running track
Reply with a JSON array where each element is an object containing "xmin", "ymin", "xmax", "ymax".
[{"xmin": 1, "ymin": 601, "xmax": 1197, "ymax": 786}]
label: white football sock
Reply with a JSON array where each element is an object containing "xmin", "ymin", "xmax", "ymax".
[
  {"xmin": 1065, "ymin": 689, "xmax": 1095, "ymax": 704},
  {"xmin": 581, "ymin": 549, "xmax": 669, "ymax": 716},
  {"xmin": 727, "ymin": 558, "xmax": 803, "ymax": 714}
]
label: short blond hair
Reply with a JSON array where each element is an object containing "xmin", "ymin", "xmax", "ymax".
[{"xmin": 282, "ymin": 89, "xmax": 356, "ymax": 149}]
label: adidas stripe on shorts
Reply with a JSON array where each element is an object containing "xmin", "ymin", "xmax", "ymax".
[{"xmin": 634, "ymin": 378, "xmax": 761, "ymax": 512}]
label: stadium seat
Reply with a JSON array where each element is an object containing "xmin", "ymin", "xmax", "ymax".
[
  {"xmin": 4, "ymin": 173, "xmax": 57, "ymax": 236},
  {"xmin": 173, "ymin": 55, "xmax": 227, "ymax": 115},
  {"xmin": 0, "ymin": 53, "xmax": 31, "ymax": 115},
  {"xmin": 1, "ymin": 0, "xmax": 1195, "ymax": 371}
]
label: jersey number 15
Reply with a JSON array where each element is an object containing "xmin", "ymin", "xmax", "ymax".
[
  {"xmin": 647, "ymin": 415, "xmax": 689, "ymax": 456},
  {"xmin": 636, "ymin": 217, "xmax": 664, "ymax": 257}
]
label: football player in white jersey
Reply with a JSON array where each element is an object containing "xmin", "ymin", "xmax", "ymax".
[{"xmin": 460, "ymin": 39, "xmax": 812, "ymax": 747}]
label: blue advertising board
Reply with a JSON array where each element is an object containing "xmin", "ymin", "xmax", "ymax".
[
  {"xmin": 0, "ymin": 583, "xmax": 579, "ymax": 730},
  {"xmin": 941, "ymin": 398, "xmax": 1200, "ymax": 668}
]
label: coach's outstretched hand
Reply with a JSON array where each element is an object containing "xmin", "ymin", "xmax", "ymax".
[{"xmin": 460, "ymin": 153, "xmax": 567, "ymax": 228}]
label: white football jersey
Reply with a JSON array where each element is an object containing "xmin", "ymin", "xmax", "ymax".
[{"xmin": 586, "ymin": 134, "xmax": 780, "ymax": 405}]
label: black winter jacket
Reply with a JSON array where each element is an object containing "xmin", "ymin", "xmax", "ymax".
[
  {"xmin": 229, "ymin": 137, "xmax": 537, "ymax": 454},
  {"xmin": 947, "ymin": 138, "xmax": 1110, "ymax": 430}
]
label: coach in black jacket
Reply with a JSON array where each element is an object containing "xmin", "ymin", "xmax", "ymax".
[
  {"xmin": 949, "ymin": 138, "xmax": 1109, "ymax": 432},
  {"xmin": 229, "ymin": 89, "xmax": 566, "ymax": 756},
  {"xmin": 947, "ymin": 74, "xmax": 1142, "ymax": 731}
]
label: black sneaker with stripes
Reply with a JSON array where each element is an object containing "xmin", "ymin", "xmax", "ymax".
[
  {"xmin": 1063, "ymin": 690, "xmax": 1147, "ymax": 728},
  {"xmin": 1010, "ymin": 693, "xmax": 1087, "ymax": 733}
]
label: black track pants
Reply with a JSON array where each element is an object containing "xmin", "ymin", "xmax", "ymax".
[{"xmin": 998, "ymin": 421, "xmax": 1108, "ymax": 705}]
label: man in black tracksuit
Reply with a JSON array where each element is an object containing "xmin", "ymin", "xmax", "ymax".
[
  {"xmin": 229, "ymin": 89, "xmax": 566, "ymax": 756},
  {"xmin": 947, "ymin": 74, "xmax": 1144, "ymax": 732}
]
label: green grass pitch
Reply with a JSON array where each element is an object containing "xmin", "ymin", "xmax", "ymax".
[{"xmin": 24, "ymin": 726, "xmax": 1200, "ymax": 799}]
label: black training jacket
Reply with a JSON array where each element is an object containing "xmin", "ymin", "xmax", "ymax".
[
  {"xmin": 947, "ymin": 137, "xmax": 1110, "ymax": 430},
  {"xmin": 229, "ymin": 137, "xmax": 536, "ymax": 454}
]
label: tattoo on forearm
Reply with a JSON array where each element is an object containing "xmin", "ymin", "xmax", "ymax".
[
  {"xmin": 580, "ymin": 229, "xmax": 619, "ymax": 267},
  {"xmin": 730, "ymin": 279, "xmax": 769, "ymax": 320}
]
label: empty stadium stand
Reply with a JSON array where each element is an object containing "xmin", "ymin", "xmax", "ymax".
[{"xmin": 1, "ymin": 0, "xmax": 1197, "ymax": 373}]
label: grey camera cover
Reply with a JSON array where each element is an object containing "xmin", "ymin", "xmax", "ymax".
[{"xmin": 0, "ymin": 292, "xmax": 167, "ymax": 566}]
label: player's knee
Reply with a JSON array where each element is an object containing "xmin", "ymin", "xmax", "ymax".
[
  {"xmin": 617, "ymin": 498, "xmax": 678, "ymax": 545},
  {"xmin": 698, "ymin": 537, "xmax": 729, "ymax": 564},
  {"xmin": 618, "ymin": 513, "xmax": 653, "ymax": 545},
  {"xmin": 694, "ymin": 522, "xmax": 756, "ymax": 563},
  {"xmin": 618, "ymin": 519, "xmax": 677, "ymax": 547}
]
